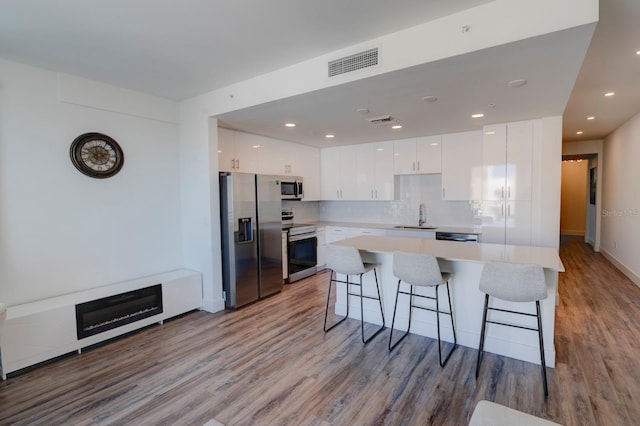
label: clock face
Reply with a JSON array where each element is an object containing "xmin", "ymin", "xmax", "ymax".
[{"xmin": 70, "ymin": 133, "xmax": 124, "ymax": 178}]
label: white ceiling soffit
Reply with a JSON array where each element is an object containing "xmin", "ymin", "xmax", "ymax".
[
  {"xmin": 0, "ymin": 0, "xmax": 490, "ymax": 101},
  {"xmin": 563, "ymin": 0, "xmax": 640, "ymax": 142},
  {"xmin": 218, "ymin": 24, "xmax": 596, "ymax": 147}
]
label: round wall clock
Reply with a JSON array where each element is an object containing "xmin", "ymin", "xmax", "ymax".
[{"xmin": 70, "ymin": 132, "xmax": 124, "ymax": 178}]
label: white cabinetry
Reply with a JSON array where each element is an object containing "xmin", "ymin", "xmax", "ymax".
[
  {"xmin": 218, "ymin": 128, "xmax": 321, "ymax": 200},
  {"xmin": 356, "ymin": 141, "xmax": 395, "ymax": 200},
  {"xmin": 322, "ymin": 146, "xmax": 356, "ymax": 200},
  {"xmin": 441, "ymin": 131, "xmax": 482, "ymax": 200},
  {"xmin": 322, "ymin": 143, "xmax": 394, "ymax": 200},
  {"xmin": 393, "ymin": 136, "xmax": 442, "ymax": 175},
  {"xmin": 218, "ymin": 128, "xmax": 262, "ymax": 173},
  {"xmin": 480, "ymin": 121, "xmax": 535, "ymax": 245}
]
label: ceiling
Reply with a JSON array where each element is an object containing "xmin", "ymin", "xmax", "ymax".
[
  {"xmin": 0, "ymin": 0, "xmax": 489, "ymax": 100},
  {"xmin": 1, "ymin": 0, "xmax": 638, "ymax": 146}
]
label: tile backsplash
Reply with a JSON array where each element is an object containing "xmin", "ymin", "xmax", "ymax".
[{"xmin": 286, "ymin": 174, "xmax": 477, "ymax": 227}]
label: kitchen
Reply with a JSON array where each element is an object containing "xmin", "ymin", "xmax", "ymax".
[{"xmin": 217, "ymin": 117, "xmax": 563, "ymax": 368}]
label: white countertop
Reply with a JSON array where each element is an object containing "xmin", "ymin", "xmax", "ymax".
[
  {"xmin": 331, "ymin": 235, "xmax": 565, "ymax": 272},
  {"xmin": 312, "ymin": 221, "xmax": 482, "ymax": 235}
]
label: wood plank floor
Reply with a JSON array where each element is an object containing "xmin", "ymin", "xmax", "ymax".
[{"xmin": 1, "ymin": 236, "xmax": 639, "ymax": 425}]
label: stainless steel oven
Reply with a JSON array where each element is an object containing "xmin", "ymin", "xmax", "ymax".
[
  {"xmin": 287, "ymin": 224, "xmax": 317, "ymax": 282},
  {"xmin": 278, "ymin": 176, "xmax": 304, "ymax": 200}
]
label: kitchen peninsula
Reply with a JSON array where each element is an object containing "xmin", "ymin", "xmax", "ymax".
[{"xmin": 330, "ymin": 235, "xmax": 565, "ymax": 367}]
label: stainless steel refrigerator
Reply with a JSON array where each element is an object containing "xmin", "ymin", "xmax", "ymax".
[{"xmin": 219, "ymin": 173, "xmax": 283, "ymax": 309}]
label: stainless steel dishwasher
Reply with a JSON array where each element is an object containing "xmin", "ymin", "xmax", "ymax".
[{"xmin": 435, "ymin": 232, "xmax": 480, "ymax": 243}]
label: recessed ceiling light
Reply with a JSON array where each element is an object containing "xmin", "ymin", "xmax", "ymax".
[
  {"xmin": 356, "ymin": 108, "xmax": 370, "ymax": 114},
  {"xmin": 471, "ymin": 113, "xmax": 485, "ymax": 118},
  {"xmin": 508, "ymin": 79, "xmax": 527, "ymax": 87},
  {"xmin": 423, "ymin": 96, "xmax": 438, "ymax": 102},
  {"xmin": 391, "ymin": 125, "xmax": 403, "ymax": 129},
  {"xmin": 587, "ymin": 116, "xmax": 595, "ymax": 120},
  {"xmin": 252, "ymin": 144, "xmax": 261, "ymax": 148},
  {"xmin": 576, "ymin": 131, "xmax": 583, "ymax": 135},
  {"xmin": 376, "ymin": 148, "xmax": 385, "ymax": 151},
  {"xmin": 485, "ymin": 131, "xmax": 496, "ymax": 135},
  {"xmin": 285, "ymin": 123, "xmax": 296, "ymax": 127},
  {"xmin": 325, "ymin": 134, "xmax": 335, "ymax": 139},
  {"xmin": 636, "ymin": 50, "xmax": 640, "ymax": 55},
  {"xmin": 605, "ymin": 92, "xmax": 615, "ymax": 97},
  {"xmin": 430, "ymin": 143, "xmax": 439, "ymax": 146}
]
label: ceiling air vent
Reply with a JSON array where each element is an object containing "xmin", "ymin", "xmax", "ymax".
[
  {"xmin": 366, "ymin": 115, "xmax": 398, "ymax": 126},
  {"xmin": 328, "ymin": 48, "xmax": 378, "ymax": 77}
]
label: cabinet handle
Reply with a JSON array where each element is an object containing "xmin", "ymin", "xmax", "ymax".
[
  {"xmin": 417, "ymin": 161, "xmax": 420, "ymax": 172},
  {"xmin": 501, "ymin": 186, "xmax": 505, "ymax": 199},
  {"xmin": 340, "ymin": 189, "xmax": 343, "ymax": 199},
  {"xmin": 412, "ymin": 162, "xmax": 416, "ymax": 172},
  {"xmin": 442, "ymin": 187, "xmax": 445, "ymax": 198},
  {"xmin": 507, "ymin": 203, "xmax": 511, "ymax": 216},
  {"xmin": 371, "ymin": 189, "xmax": 374, "ymax": 199},
  {"xmin": 231, "ymin": 159, "xmax": 235, "ymax": 170},
  {"xmin": 375, "ymin": 189, "xmax": 378, "ymax": 199},
  {"xmin": 501, "ymin": 203, "xmax": 505, "ymax": 217},
  {"xmin": 236, "ymin": 158, "xmax": 240, "ymax": 169},
  {"xmin": 507, "ymin": 186, "xmax": 511, "ymax": 199},
  {"xmin": 337, "ymin": 190, "xmax": 340, "ymax": 199}
]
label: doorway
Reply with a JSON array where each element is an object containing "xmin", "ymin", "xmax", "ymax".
[{"xmin": 560, "ymin": 154, "xmax": 598, "ymax": 249}]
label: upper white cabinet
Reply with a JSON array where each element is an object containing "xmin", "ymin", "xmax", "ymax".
[
  {"xmin": 480, "ymin": 120, "xmax": 535, "ymax": 245},
  {"xmin": 441, "ymin": 131, "xmax": 482, "ymax": 200},
  {"xmin": 322, "ymin": 143, "xmax": 394, "ymax": 200},
  {"xmin": 218, "ymin": 128, "xmax": 321, "ymax": 200},
  {"xmin": 356, "ymin": 141, "xmax": 394, "ymax": 200},
  {"xmin": 482, "ymin": 121, "xmax": 533, "ymax": 201},
  {"xmin": 393, "ymin": 136, "xmax": 442, "ymax": 175}
]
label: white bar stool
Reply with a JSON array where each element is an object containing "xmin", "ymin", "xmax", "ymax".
[
  {"xmin": 475, "ymin": 261, "xmax": 549, "ymax": 396},
  {"xmin": 323, "ymin": 245, "xmax": 385, "ymax": 344},
  {"xmin": 388, "ymin": 251, "xmax": 457, "ymax": 367}
]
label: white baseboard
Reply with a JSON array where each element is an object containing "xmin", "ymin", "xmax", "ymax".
[{"xmin": 600, "ymin": 248, "xmax": 640, "ymax": 288}]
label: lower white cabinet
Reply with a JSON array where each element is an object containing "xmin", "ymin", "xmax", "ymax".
[{"xmin": 0, "ymin": 269, "xmax": 202, "ymax": 379}]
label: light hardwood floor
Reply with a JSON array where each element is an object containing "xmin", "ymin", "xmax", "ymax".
[{"xmin": 1, "ymin": 236, "xmax": 638, "ymax": 425}]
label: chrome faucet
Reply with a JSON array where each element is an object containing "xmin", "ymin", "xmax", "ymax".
[{"xmin": 418, "ymin": 203, "xmax": 426, "ymax": 226}]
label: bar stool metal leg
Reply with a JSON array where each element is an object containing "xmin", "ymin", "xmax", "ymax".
[
  {"xmin": 389, "ymin": 280, "xmax": 413, "ymax": 351},
  {"xmin": 360, "ymin": 269, "xmax": 385, "ymax": 344},
  {"xmin": 435, "ymin": 282, "xmax": 457, "ymax": 367},
  {"xmin": 536, "ymin": 301, "xmax": 549, "ymax": 396},
  {"xmin": 324, "ymin": 270, "xmax": 349, "ymax": 332},
  {"xmin": 475, "ymin": 294, "xmax": 490, "ymax": 378}
]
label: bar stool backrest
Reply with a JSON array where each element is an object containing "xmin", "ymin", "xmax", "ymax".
[
  {"xmin": 393, "ymin": 251, "xmax": 446, "ymax": 287},
  {"xmin": 479, "ymin": 262, "xmax": 547, "ymax": 302},
  {"xmin": 326, "ymin": 245, "xmax": 366, "ymax": 275}
]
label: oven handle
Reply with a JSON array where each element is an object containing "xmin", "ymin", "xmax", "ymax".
[{"xmin": 288, "ymin": 233, "xmax": 317, "ymax": 242}]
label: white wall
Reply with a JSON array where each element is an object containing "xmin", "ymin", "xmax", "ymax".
[
  {"xmin": 0, "ymin": 59, "xmax": 183, "ymax": 305},
  {"xmin": 601, "ymin": 112, "xmax": 640, "ymax": 286}
]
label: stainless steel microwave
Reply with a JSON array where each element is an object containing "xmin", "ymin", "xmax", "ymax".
[{"xmin": 278, "ymin": 176, "xmax": 303, "ymax": 200}]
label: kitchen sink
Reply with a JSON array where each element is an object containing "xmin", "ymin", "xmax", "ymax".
[{"xmin": 393, "ymin": 225, "xmax": 438, "ymax": 230}]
